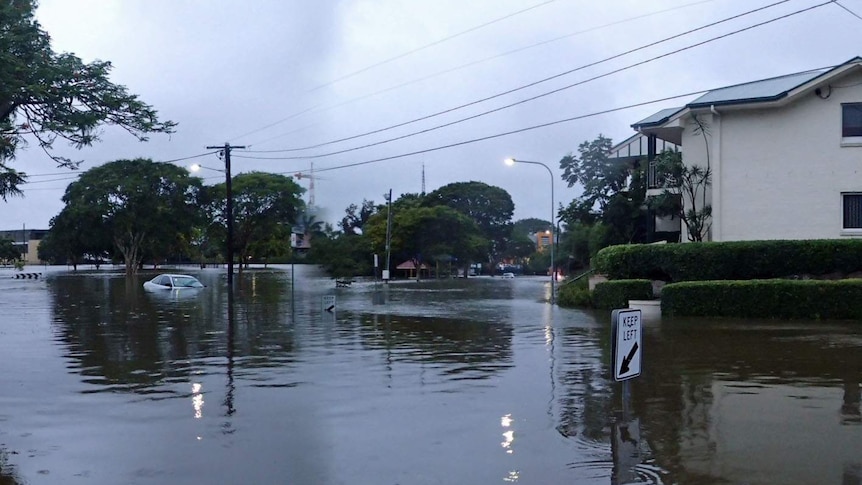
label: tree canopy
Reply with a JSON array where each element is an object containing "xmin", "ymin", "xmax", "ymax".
[
  {"xmin": 339, "ymin": 199, "xmax": 377, "ymax": 235},
  {"xmin": 559, "ymin": 135, "xmax": 649, "ymax": 248},
  {"xmin": 0, "ymin": 238, "xmax": 20, "ymax": 264},
  {"xmin": 424, "ymin": 181, "xmax": 514, "ymax": 268},
  {"xmin": 52, "ymin": 158, "xmax": 202, "ymax": 275},
  {"xmin": 0, "ymin": 0, "xmax": 175, "ymax": 199},
  {"xmin": 209, "ymin": 172, "xmax": 305, "ymax": 272},
  {"xmin": 386, "ymin": 205, "xmax": 486, "ymax": 268}
]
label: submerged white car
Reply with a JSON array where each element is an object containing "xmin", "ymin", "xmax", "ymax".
[
  {"xmin": 143, "ymin": 274, "xmax": 205, "ymax": 292},
  {"xmin": 501, "ymin": 272, "xmax": 515, "ymax": 279}
]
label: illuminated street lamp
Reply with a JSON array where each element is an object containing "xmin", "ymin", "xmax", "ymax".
[{"xmin": 505, "ymin": 157, "xmax": 555, "ymax": 304}]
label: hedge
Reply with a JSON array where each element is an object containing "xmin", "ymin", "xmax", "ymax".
[
  {"xmin": 592, "ymin": 279, "xmax": 653, "ymax": 310},
  {"xmin": 557, "ymin": 277, "xmax": 592, "ymax": 308},
  {"xmin": 661, "ymin": 279, "xmax": 862, "ymax": 319},
  {"xmin": 594, "ymin": 240, "xmax": 862, "ymax": 282}
]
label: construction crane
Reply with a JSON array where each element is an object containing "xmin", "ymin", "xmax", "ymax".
[{"xmin": 293, "ymin": 162, "xmax": 325, "ymax": 210}]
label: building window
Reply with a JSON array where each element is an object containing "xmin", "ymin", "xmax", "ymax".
[
  {"xmin": 843, "ymin": 103, "xmax": 862, "ymax": 138},
  {"xmin": 843, "ymin": 193, "xmax": 862, "ymax": 229}
]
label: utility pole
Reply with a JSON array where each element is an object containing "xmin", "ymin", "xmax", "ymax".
[
  {"xmin": 384, "ymin": 189, "xmax": 393, "ymax": 283},
  {"xmin": 206, "ymin": 143, "xmax": 245, "ymax": 288}
]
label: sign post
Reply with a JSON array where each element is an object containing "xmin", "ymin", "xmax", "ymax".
[{"xmin": 610, "ymin": 308, "xmax": 643, "ymax": 480}]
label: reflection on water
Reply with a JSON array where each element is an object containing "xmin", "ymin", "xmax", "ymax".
[{"xmin": 0, "ymin": 266, "xmax": 860, "ymax": 484}]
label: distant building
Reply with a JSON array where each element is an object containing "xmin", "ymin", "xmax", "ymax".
[
  {"xmin": 531, "ymin": 229, "xmax": 554, "ymax": 252},
  {"xmin": 0, "ymin": 228, "xmax": 49, "ymax": 264}
]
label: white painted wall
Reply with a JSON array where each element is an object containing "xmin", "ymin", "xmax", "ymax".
[{"xmin": 680, "ymin": 69, "xmax": 862, "ymax": 241}]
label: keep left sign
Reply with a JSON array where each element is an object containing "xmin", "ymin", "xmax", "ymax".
[{"xmin": 611, "ymin": 309, "xmax": 642, "ymax": 382}]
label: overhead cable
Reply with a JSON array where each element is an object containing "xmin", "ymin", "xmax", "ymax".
[
  {"xmin": 242, "ymin": 0, "xmax": 796, "ymax": 154},
  {"xmin": 235, "ymin": 0, "xmax": 828, "ymax": 161},
  {"xmin": 229, "ymin": 0, "xmax": 559, "ymax": 142},
  {"xmin": 238, "ymin": 0, "xmax": 718, "ymax": 147}
]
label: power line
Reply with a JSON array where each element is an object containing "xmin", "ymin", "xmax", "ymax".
[
  {"xmin": 242, "ymin": 0, "xmax": 796, "ymax": 155},
  {"xmin": 234, "ymin": 0, "xmax": 827, "ymax": 162},
  {"xmin": 238, "ymin": 0, "xmax": 719, "ymax": 147},
  {"xmin": 18, "ymin": 151, "xmax": 220, "ymax": 180},
  {"xmin": 248, "ymin": 89, "xmax": 712, "ymax": 175},
  {"xmin": 306, "ymin": 0, "xmax": 559, "ymax": 93},
  {"xmin": 229, "ymin": 0, "xmax": 559, "ymax": 143},
  {"xmin": 835, "ymin": 0, "xmax": 862, "ymax": 20}
]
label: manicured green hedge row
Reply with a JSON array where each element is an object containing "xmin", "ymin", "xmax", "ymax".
[
  {"xmin": 592, "ymin": 279, "xmax": 653, "ymax": 310},
  {"xmin": 594, "ymin": 240, "xmax": 862, "ymax": 282},
  {"xmin": 662, "ymin": 279, "xmax": 862, "ymax": 319}
]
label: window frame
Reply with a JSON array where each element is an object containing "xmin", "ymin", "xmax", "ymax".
[
  {"xmin": 842, "ymin": 103, "xmax": 862, "ymax": 146},
  {"xmin": 842, "ymin": 192, "xmax": 862, "ymax": 234}
]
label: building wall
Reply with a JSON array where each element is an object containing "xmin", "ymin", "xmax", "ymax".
[{"xmin": 683, "ymin": 70, "xmax": 862, "ymax": 241}]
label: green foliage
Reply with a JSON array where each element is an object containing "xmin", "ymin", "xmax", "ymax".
[
  {"xmin": 557, "ymin": 277, "xmax": 592, "ymax": 307},
  {"xmin": 651, "ymin": 149, "xmax": 712, "ymax": 242},
  {"xmin": 309, "ymin": 233, "xmax": 374, "ymax": 278},
  {"xmin": 0, "ymin": 0, "xmax": 175, "ymax": 196},
  {"xmin": 595, "ymin": 240, "xmax": 862, "ymax": 282},
  {"xmin": 558, "ymin": 135, "xmax": 649, "ymax": 255},
  {"xmin": 523, "ymin": 249, "xmax": 550, "ymax": 275},
  {"xmin": 662, "ymin": 279, "xmax": 862, "ymax": 319},
  {"xmin": 210, "ymin": 172, "xmax": 305, "ymax": 268},
  {"xmin": 0, "ymin": 238, "xmax": 20, "ymax": 264},
  {"xmin": 559, "ymin": 135, "xmax": 626, "ymax": 217},
  {"xmin": 512, "ymin": 218, "xmax": 551, "ymax": 236},
  {"xmin": 424, "ymin": 181, "xmax": 514, "ymax": 266},
  {"xmin": 503, "ymin": 233, "xmax": 536, "ymax": 261},
  {"xmin": 591, "ymin": 279, "xmax": 653, "ymax": 310},
  {"xmin": 339, "ymin": 199, "xmax": 377, "ymax": 235},
  {"xmin": 55, "ymin": 158, "xmax": 202, "ymax": 275}
]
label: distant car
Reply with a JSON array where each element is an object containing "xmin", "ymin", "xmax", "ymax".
[
  {"xmin": 143, "ymin": 274, "xmax": 205, "ymax": 292},
  {"xmin": 501, "ymin": 272, "xmax": 515, "ymax": 279}
]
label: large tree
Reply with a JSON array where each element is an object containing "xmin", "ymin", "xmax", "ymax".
[
  {"xmin": 38, "ymin": 204, "xmax": 111, "ymax": 268},
  {"xmin": 559, "ymin": 134, "xmax": 649, "ymax": 247},
  {"xmin": 209, "ymin": 172, "xmax": 304, "ymax": 274},
  {"xmin": 0, "ymin": 0, "xmax": 175, "ymax": 199},
  {"xmin": 0, "ymin": 238, "xmax": 20, "ymax": 264},
  {"xmin": 559, "ymin": 135, "xmax": 629, "ymax": 223},
  {"xmin": 339, "ymin": 199, "xmax": 377, "ymax": 235},
  {"xmin": 55, "ymin": 158, "xmax": 202, "ymax": 275},
  {"xmin": 424, "ymin": 181, "xmax": 514, "ymax": 270}
]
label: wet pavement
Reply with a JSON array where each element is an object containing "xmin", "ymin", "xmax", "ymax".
[{"xmin": 0, "ymin": 265, "xmax": 860, "ymax": 484}]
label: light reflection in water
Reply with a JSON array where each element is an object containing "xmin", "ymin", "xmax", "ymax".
[
  {"xmin": 501, "ymin": 413, "xmax": 514, "ymax": 454},
  {"xmin": 192, "ymin": 382, "xmax": 204, "ymax": 419},
  {"xmin": 503, "ymin": 470, "xmax": 520, "ymax": 482}
]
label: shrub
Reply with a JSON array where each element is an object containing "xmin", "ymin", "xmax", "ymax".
[
  {"xmin": 558, "ymin": 277, "xmax": 592, "ymax": 308},
  {"xmin": 594, "ymin": 240, "xmax": 862, "ymax": 282},
  {"xmin": 592, "ymin": 279, "xmax": 653, "ymax": 310},
  {"xmin": 662, "ymin": 279, "xmax": 862, "ymax": 319}
]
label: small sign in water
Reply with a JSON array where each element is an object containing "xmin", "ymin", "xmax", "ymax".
[
  {"xmin": 322, "ymin": 295, "xmax": 336, "ymax": 313},
  {"xmin": 611, "ymin": 308, "xmax": 642, "ymax": 381}
]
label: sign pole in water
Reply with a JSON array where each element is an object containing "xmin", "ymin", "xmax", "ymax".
[{"xmin": 612, "ymin": 308, "xmax": 642, "ymax": 422}]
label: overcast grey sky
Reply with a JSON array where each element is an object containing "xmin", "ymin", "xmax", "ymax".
[{"xmin": 4, "ymin": 0, "xmax": 862, "ymax": 230}]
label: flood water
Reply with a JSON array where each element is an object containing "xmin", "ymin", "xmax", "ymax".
[{"xmin": 0, "ymin": 265, "xmax": 860, "ymax": 484}]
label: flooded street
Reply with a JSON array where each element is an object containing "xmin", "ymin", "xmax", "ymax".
[{"xmin": 0, "ymin": 266, "xmax": 860, "ymax": 484}]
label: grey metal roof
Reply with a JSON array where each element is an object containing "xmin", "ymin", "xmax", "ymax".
[
  {"xmin": 633, "ymin": 107, "xmax": 683, "ymax": 127},
  {"xmin": 687, "ymin": 69, "xmax": 826, "ymax": 107}
]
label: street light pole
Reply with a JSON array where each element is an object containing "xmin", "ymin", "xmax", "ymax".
[
  {"xmin": 505, "ymin": 158, "xmax": 555, "ymax": 304},
  {"xmin": 206, "ymin": 143, "xmax": 245, "ymax": 288}
]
